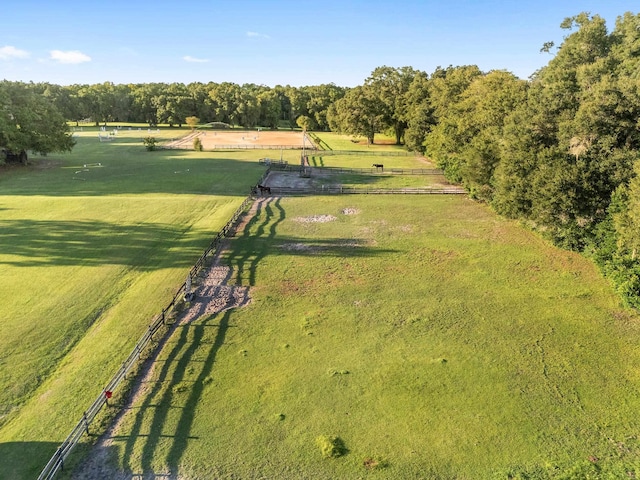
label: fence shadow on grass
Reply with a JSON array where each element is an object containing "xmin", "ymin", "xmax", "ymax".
[
  {"xmin": 116, "ymin": 303, "xmax": 240, "ymax": 477},
  {"xmin": 104, "ymin": 195, "xmax": 396, "ymax": 476},
  {"xmin": 228, "ymin": 196, "xmax": 286, "ymax": 287},
  {"xmin": 224, "ymin": 197, "xmax": 396, "ymax": 287}
]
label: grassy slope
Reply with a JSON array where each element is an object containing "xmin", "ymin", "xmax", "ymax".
[
  {"xmin": 0, "ymin": 128, "xmax": 274, "ymax": 478},
  {"xmin": 104, "ymin": 195, "xmax": 640, "ymax": 476}
]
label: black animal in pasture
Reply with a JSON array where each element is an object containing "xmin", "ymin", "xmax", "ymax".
[{"xmin": 257, "ymin": 184, "xmax": 271, "ymax": 195}]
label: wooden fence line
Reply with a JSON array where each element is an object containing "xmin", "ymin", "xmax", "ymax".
[
  {"xmin": 37, "ymin": 195, "xmax": 255, "ymax": 480},
  {"xmin": 258, "ymin": 186, "xmax": 465, "ymax": 196},
  {"xmin": 306, "ymin": 149, "xmax": 414, "ymax": 157},
  {"xmin": 162, "ymin": 144, "xmax": 306, "ymax": 151},
  {"xmin": 268, "ymin": 163, "xmax": 444, "ymax": 175}
]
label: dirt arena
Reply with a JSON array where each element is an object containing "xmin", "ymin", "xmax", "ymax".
[{"xmin": 166, "ymin": 130, "xmax": 313, "ymax": 150}]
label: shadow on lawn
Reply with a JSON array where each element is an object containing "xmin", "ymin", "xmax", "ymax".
[
  {"xmin": 0, "ymin": 219, "xmax": 214, "ymax": 269},
  {"xmin": 3, "ymin": 147, "xmax": 264, "ymax": 197},
  {"xmin": 114, "ymin": 196, "xmax": 394, "ymax": 476},
  {"xmin": 0, "ymin": 441, "xmax": 111, "ymax": 480},
  {"xmin": 115, "ymin": 200, "xmax": 282, "ymax": 475},
  {"xmin": 229, "ymin": 196, "xmax": 287, "ymax": 286}
]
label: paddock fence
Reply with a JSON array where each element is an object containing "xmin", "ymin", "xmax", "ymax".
[
  {"xmin": 267, "ymin": 163, "xmax": 444, "ymax": 176},
  {"xmin": 305, "ymin": 149, "xmax": 415, "ymax": 157},
  {"xmin": 37, "ymin": 195, "xmax": 255, "ymax": 480},
  {"xmin": 259, "ymin": 186, "xmax": 466, "ymax": 196},
  {"xmin": 161, "ymin": 144, "xmax": 309, "ymax": 151}
]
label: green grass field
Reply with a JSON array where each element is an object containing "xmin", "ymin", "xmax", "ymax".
[
  {"xmin": 2, "ymin": 130, "xmax": 640, "ymax": 479},
  {"xmin": 0, "ymin": 127, "xmax": 273, "ymax": 478},
  {"xmin": 310, "ymin": 132, "xmax": 406, "ymax": 151},
  {"xmin": 87, "ymin": 195, "xmax": 640, "ymax": 478}
]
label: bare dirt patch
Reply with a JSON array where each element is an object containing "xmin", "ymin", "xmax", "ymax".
[
  {"xmin": 293, "ymin": 215, "xmax": 337, "ymax": 223},
  {"xmin": 341, "ymin": 208, "xmax": 360, "ymax": 215},
  {"xmin": 165, "ymin": 130, "xmax": 312, "ymax": 150},
  {"xmin": 260, "ymin": 170, "xmax": 336, "ymax": 190}
]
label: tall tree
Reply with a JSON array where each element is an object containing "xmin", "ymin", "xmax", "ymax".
[
  {"xmin": 327, "ymin": 85, "xmax": 385, "ymax": 145},
  {"xmin": 0, "ymin": 81, "xmax": 75, "ymax": 161},
  {"xmin": 402, "ymin": 71, "xmax": 434, "ymax": 153},
  {"xmin": 364, "ymin": 66, "xmax": 417, "ymax": 144}
]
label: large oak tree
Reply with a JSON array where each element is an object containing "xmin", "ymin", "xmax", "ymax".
[{"xmin": 0, "ymin": 81, "xmax": 75, "ymax": 163}]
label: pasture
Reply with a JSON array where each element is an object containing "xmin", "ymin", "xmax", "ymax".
[
  {"xmin": 0, "ymin": 127, "xmax": 270, "ymax": 478},
  {"xmin": 76, "ymin": 193, "xmax": 640, "ymax": 478},
  {"xmin": 2, "ymin": 128, "xmax": 640, "ymax": 479}
]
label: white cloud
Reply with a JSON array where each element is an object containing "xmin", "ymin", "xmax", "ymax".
[
  {"xmin": 50, "ymin": 50, "xmax": 91, "ymax": 64},
  {"xmin": 0, "ymin": 45, "xmax": 30, "ymax": 60},
  {"xmin": 247, "ymin": 31, "xmax": 270, "ymax": 39},
  {"xmin": 183, "ymin": 55, "xmax": 209, "ymax": 63}
]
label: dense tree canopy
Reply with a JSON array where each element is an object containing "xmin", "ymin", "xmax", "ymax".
[{"xmin": 0, "ymin": 81, "xmax": 74, "ymax": 162}]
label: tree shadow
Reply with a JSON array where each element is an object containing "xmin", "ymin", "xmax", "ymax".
[
  {"xmin": 4, "ymin": 146, "xmax": 265, "ymax": 197},
  {"xmin": 0, "ymin": 441, "xmax": 116, "ymax": 480},
  {"xmin": 0, "ymin": 219, "xmax": 213, "ymax": 269},
  {"xmin": 116, "ymin": 308, "xmax": 239, "ymax": 477},
  {"xmin": 228, "ymin": 197, "xmax": 286, "ymax": 286}
]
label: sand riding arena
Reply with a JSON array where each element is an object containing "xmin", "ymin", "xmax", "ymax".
[{"xmin": 165, "ymin": 129, "xmax": 314, "ymax": 150}]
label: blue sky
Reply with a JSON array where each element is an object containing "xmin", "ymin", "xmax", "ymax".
[{"xmin": 0, "ymin": 0, "xmax": 636, "ymax": 87}]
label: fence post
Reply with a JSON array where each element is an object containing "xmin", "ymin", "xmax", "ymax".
[
  {"xmin": 57, "ymin": 447, "xmax": 64, "ymax": 472},
  {"xmin": 82, "ymin": 412, "xmax": 89, "ymax": 435}
]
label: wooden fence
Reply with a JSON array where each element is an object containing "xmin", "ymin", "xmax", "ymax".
[
  {"xmin": 306, "ymin": 149, "xmax": 414, "ymax": 157},
  {"xmin": 260, "ymin": 186, "xmax": 466, "ymax": 196},
  {"xmin": 268, "ymin": 163, "xmax": 444, "ymax": 175},
  {"xmin": 162, "ymin": 144, "xmax": 307, "ymax": 150},
  {"xmin": 37, "ymin": 195, "xmax": 255, "ymax": 480}
]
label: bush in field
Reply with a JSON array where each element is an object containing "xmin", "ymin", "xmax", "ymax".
[
  {"xmin": 143, "ymin": 136, "xmax": 157, "ymax": 151},
  {"xmin": 316, "ymin": 435, "xmax": 347, "ymax": 458},
  {"xmin": 186, "ymin": 116, "xmax": 199, "ymax": 130},
  {"xmin": 193, "ymin": 137, "xmax": 203, "ymax": 151}
]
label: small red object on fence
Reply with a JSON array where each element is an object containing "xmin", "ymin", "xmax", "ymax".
[{"xmin": 105, "ymin": 390, "xmax": 113, "ymax": 399}]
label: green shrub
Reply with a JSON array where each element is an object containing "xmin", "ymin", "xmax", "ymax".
[
  {"xmin": 143, "ymin": 136, "xmax": 157, "ymax": 151},
  {"xmin": 316, "ymin": 435, "xmax": 347, "ymax": 458},
  {"xmin": 193, "ymin": 137, "xmax": 203, "ymax": 151}
]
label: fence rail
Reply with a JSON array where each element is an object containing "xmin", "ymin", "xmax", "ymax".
[
  {"xmin": 268, "ymin": 164, "xmax": 444, "ymax": 175},
  {"xmin": 263, "ymin": 186, "xmax": 466, "ymax": 195},
  {"xmin": 37, "ymin": 195, "xmax": 255, "ymax": 480},
  {"xmin": 306, "ymin": 149, "xmax": 414, "ymax": 157},
  {"xmin": 162, "ymin": 144, "xmax": 307, "ymax": 150}
]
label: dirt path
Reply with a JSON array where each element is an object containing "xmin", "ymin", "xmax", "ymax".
[{"xmin": 72, "ymin": 201, "xmax": 262, "ymax": 480}]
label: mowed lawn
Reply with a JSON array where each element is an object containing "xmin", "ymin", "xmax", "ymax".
[
  {"xmin": 100, "ymin": 194, "xmax": 640, "ymax": 479},
  {"xmin": 0, "ymin": 128, "xmax": 271, "ymax": 479}
]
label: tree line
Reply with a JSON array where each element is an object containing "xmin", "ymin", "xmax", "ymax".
[
  {"xmin": 1, "ymin": 11, "xmax": 638, "ymax": 307},
  {"xmin": 29, "ymin": 81, "xmax": 347, "ymax": 131}
]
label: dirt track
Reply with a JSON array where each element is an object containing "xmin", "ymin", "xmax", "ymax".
[
  {"xmin": 165, "ymin": 130, "xmax": 311, "ymax": 149},
  {"xmin": 71, "ymin": 201, "xmax": 264, "ymax": 479}
]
